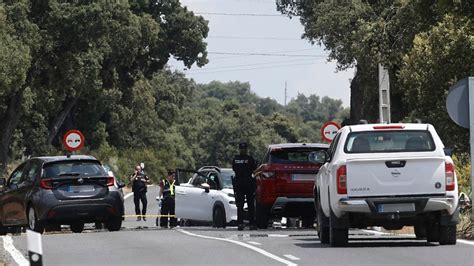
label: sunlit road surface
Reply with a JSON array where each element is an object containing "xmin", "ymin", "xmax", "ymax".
[{"xmin": 2, "ymin": 186, "xmax": 474, "ymax": 265}]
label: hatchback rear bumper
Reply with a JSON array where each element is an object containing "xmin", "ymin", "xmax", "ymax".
[{"xmin": 271, "ymin": 197, "xmax": 315, "ymax": 217}]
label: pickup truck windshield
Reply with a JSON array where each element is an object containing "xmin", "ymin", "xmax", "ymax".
[{"xmin": 344, "ymin": 130, "xmax": 436, "ymax": 153}]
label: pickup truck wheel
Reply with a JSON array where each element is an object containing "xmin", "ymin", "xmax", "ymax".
[
  {"xmin": 414, "ymin": 225, "xmax": 426, "ymax": 239},
  {"xmin": 256, "ymin": 201, "xmax": 270, "ymax": 229},
  {"xmin": 212, "ymin": 207, "xmax": 226, "ymax": 228},
  {"xmin": 439, "ymin": 225, "xmax": 456, "ymax": 245},
  {"xmin": 70, "ymin": 222, "xmax": 84, "ymax": 233},
  {"xmin": 317, "ymin": 200, "xmax": 329, "ymax": 244},
  {"xmin": 330, "ymin": 226, "xmax": 348, "ymax": 247},
  {"xmin": 426, "ymin": 224, "xmax": 440, "ymax": 243}
]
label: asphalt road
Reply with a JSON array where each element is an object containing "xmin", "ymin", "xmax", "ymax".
[{"xmin": 1, "ymin": 186, "xmax": 474, "ymax": 265}]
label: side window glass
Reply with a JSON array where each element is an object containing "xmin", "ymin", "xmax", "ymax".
[
  {"xmin": 207, "ymin": 172, "xmax": 219, "ymax": 190},
  {"xmin": 24, "ymin": 163, "xmax": 40, "ymax": 182},
  {"xmin": 328, "ymin": 133, "xmax": 342, "ymax": 162},
  {"xmin": 9, "ymin": 163, "xmax": 26, "ymax": 185}
]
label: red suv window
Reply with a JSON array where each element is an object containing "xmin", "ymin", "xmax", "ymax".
[{"xmin": 270, "ymin": 148, "xmax": 321, "ymax": 164}]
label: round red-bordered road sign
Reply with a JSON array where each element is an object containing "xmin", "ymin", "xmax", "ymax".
[
  {"xmin": 320, "ymin": 121, "xmax": 341, "ymax": 142},
  {"xmin": 63, "ymin": 130, "xmax": 85, "ymax": 152}
]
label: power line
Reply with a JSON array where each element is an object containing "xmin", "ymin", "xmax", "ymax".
[
  {"xmin": 203, "ymin": 58, "xmax": 316, "ymax": 70},
  {"xmin": 185, "ymin": 62, "xmax": 321, "ymax": 75},
  {"xmin": 208, "ymin": 35, "xmax": 302, "ymax": 41},
  {"xmin": 208, "ymin": 48, "xmax": 323, "ymax": 60},
  {"xmin": 208, "ymin": 52, "xmax": 326, "ymax": 58},
  {"xmin": 195, "ymin": 12, "xmax": 285, "ymax": 17}
]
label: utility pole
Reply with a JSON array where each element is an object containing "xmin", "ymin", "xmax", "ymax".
[
  {"xmin": 379, "ymin": 64, "xmax": 391, "ymax": 123},
  {"xmin": 284, "ymin": 81, "xmax": 287, "ymax": 107}
]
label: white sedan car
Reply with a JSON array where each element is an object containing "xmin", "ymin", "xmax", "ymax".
[{"xmin": 175, "ymin": 167, "xmax": 238, "ymax": 228}]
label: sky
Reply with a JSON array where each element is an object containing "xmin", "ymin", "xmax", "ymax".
[{"xmin": 169, "ymin": 0, "xmax": 354, "ymax": 106}]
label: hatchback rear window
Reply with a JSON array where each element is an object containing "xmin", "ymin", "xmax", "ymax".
[
  {"xmin": 270, "ymin": 148, "xmax": 325, "ymax": 164},
  {"xmin": 344, "ymin": 130, "xmax": 435, "ymax": 153},
  {"xmin": 43, "ymin": 160, "xmax": 107, "ymax": 178}
]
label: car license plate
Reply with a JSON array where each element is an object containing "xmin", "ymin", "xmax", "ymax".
[
  {"xmin": 377, "ymin": 203, "xmax": 415, "ymax": 213},
  {"xmin": 291, "ymin": 174, "xmax": 315, "ymax": 181},
  {"xmin": 68, "ymin": 185, "xmax": 94, "ymax": 193}
]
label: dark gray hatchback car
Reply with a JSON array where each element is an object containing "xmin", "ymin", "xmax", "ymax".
[{"xmin": 0, "ymin": 155, "xmax": 124, "ymax": 234}]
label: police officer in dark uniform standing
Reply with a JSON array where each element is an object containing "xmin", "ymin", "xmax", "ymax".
[
  {"xmin": 159, "ymin": 171, "xmax": 177, "ymax": 228},
  {"xmin": 232, "ymin": 142, "xmax": 257, "ymax": 231},
  {"xmin": 130, "ymin": 165, "xmax": 150, "ymax": 221}
]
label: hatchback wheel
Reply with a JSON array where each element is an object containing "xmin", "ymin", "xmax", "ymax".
[
  {"xmin": 27, "ymin": 206, "xmax": 44, "ymax": 234},
  {"xmin": 106, "ymin": 216, "xmax": 122, "ymax": 232},
  {"xmin": 70, "ymin": 222, "xmax": 84, "ymax": 233}
]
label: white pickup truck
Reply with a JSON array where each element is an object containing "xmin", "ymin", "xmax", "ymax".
[{"xmin": 313, "ymin": 123, "xmax": 459, "ymax": 247}]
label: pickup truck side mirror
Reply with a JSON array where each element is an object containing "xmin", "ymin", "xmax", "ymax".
[
  {"xmin": 443, "ymin": 148, "xmax": 453, "ymax": 157},
  {"xmin": 201, "ymin": 183, "xmax": 210, "ymax": 193},
  {"xmin": 308, "ymin": 150, "xmax": 329, "ymax": 164}
]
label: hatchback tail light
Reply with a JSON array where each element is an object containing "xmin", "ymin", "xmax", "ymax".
[
  {"xmin": 445, "ymin": 162, "xmax": 455, "ymax": 191},
  {"xmin": 40, "ymin": 178, "xmax": 53, "ymax": 189},
  {"xmin": 106, "ymin": 177, "xmax": 115, "ymax": 187},
  {"xmin": 336, "ymin": 165, "xmax": 347, "ymax": 194}
]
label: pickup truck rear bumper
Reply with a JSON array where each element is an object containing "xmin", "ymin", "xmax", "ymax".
[
  {"xmin": 271, "ymin": 197, "xmax": 315, "ymax": 217},
  {"xmin": 338, "ymin": 196, "xmax": 458, "ymax": 215}
]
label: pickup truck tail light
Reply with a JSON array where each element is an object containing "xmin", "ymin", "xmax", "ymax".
[
  {"xmin": 445, "ymin": 162, "xmax": 455, "ymax": 191},
  {"xmin": 262, "ymin": 172, "xmax": 275, "ymax": 178},
  {"xmin": 336, "ymin": 165, "xmax": 347, "ymax": 194},
  {"xmin": 39, "ymin": 178, "xmax": 53, "ymax": 189}
]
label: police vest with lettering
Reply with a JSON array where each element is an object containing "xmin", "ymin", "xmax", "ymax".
[{"xmin": 162, "ymin": 179, "xmax": 175, "ymax": 198}]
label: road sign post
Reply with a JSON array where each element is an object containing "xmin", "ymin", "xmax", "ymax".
[
  {"xmin": 62, "ymin": 130, "xmax": 85, "ymax": 154},
  {"xmin": 321, "ymin": 121, "xmax": 341, "ymax": 143},
  {"xmin": 446, "ymin": 77, "xmax": 474, "ymax": 226}
]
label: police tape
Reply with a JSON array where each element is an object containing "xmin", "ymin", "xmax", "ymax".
[{"xmin": 122, "ymin": 214, "xmax": 176, "ymax": 218}]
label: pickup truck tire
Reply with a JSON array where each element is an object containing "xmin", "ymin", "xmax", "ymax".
[
  {"xmin": 439, "ymin": 224, "xmax": 456, "ymax": 245},
  {"xmin": 330, "ymin": 226, "xmax": 348, "ymax": 247},
  {"xmin": 256, "ymin": 201, "xmax": 270, "ymax": 229},
  {"xmin": 316, "ymin": 198, "xmax": 329, "ymax": 244},
  {"xmin": 414, "ymin": 225, "xmax": 426, "ymax": 239},
  {"xmin": 426, "ymin": 224, "xmax": 440, "ymax": 243},
  {"xmin": 212, "ymin": 207, "xmax": 226, "ymax": 228}
]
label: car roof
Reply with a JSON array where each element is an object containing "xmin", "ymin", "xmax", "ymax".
[
  {"xmin": 268, "ymin": 143, "xmax": 329, "ymax": 149},
  {"xmin": 33, "ymin": 155, "xmax": 99, "ymax": 163},
  {"xmin": 346, "ymin": 123, "xmax": 432, "ymax": 132}
]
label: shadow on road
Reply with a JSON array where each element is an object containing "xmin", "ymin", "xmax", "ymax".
[{"xmin": 295, "ymin": 238, "xmax": 437, "ymax": 248}]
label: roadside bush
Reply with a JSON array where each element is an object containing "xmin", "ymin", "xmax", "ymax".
[{"xmin": 453, "ymin": 154, "xmax": 472, "ymax": 239}]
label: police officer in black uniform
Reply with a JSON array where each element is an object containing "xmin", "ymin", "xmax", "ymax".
[
  {"xmin": 232, "ymin": 142, "xmax": 257, "ymax": 231},
  {"xmin": 130, "ymin": 165, "xmax": 150, "ymax": 221},
  {"xmin": 159, "ymin": 171, "xmax": 177, "ymax": 228}
]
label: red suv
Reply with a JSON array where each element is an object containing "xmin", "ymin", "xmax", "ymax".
[{"xmin": 254, "ymin": 143, "xmax": 329, "ymax": 229}]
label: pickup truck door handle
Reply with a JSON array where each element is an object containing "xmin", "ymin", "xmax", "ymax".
[{"xmin": 385, "ymin": 160, "xmax": 406, "ymax": 168}]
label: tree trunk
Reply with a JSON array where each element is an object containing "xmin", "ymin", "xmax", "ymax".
[
  {"xmin": 0, "ymin": 89, "xmax": 25, "ymax": 175},
  {"xmin": 47, "ymin": 96, "xmax": 80, "ymax": 146},
  {"xmin": 349, "ymin": 64, "xmax": 364, "ymax": 124}
]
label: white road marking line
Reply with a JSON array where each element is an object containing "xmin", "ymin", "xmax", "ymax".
[
  {"xmin": 457, "ymin": 239, "xmax": 474, "ymax": 246},
  {"xmin": 361, "ymin": 229, "xmax": 386, "ymax": 236},
  {"xmin": 284, "ymin": 255, "xmax": 301, "ymax": 261},
  {"xmin": 1, "ymin": 235, "xmax": 29, "ymax": 266},
  {"xmin": 177, "ymin": 229, "xmax": 297, "ymax": 266},
  {"xmin": 247, "ymin": 241, "xmax": 262, "ymax": 245},
  {"xmin": 268, "ymin": 234, "xmax": 289, "ymax": 238},
  {"xmin": 124, "ymin": 192, "xmax": 134, "ymax": 200}
]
